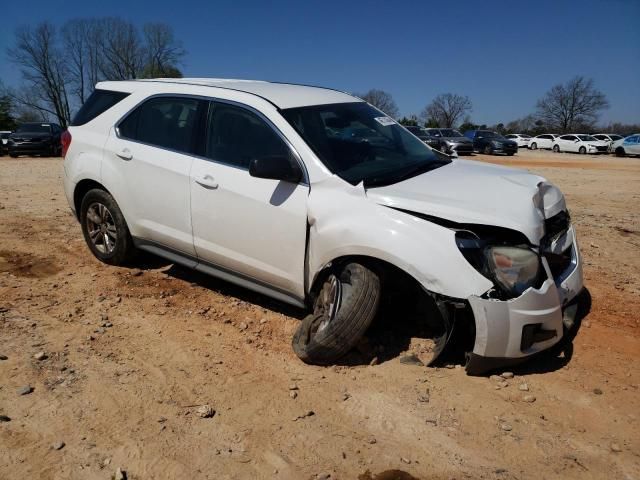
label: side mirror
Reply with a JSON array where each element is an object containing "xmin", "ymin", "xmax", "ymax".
[{"xmin": 249, "ymin": 155, "xmax": 303, "ymax": 184}]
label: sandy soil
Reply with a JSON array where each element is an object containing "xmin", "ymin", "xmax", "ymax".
[{"xmin": 0, "ymin": 150, "xmax": 639, "ymax": 480}]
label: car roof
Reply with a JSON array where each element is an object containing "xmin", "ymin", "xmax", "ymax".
[{"xmin": 96, "ymin": 78, "xmax": 360, "ymax": 110}]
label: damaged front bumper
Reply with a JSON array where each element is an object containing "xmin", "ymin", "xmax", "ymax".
[{"xmin": 464, "ymin": 225, "xmax": 583, "ymax": 375}]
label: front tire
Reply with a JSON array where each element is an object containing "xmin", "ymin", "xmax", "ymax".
[
  {"xmin": 579, "ymin": 146, "xmax": 586, "ymax": 154},
  {"xmin": 483, "ymin": 145, "xmax": 493, "ymax": 155},
  {"xmin": 292, "ymin": 263, "xmax": 380, "ymax": 365},
  {"xmin": 553, "ymin": 144, "xmax": 560, "ymax": 153},
  {"xmin": 530, "ymin": 142, "xmax": 537, "ymax": 150},
  {"xmin": 615, "ymin": 147, "xmax": 625, "ymax": 157},
  {"xmin": 80, "ymin": 189, "xmax": 135, "ymax": 265}
]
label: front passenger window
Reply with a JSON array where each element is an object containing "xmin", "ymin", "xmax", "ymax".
[{"xmin": 206, "ymin": 102, "xmax": 291, "ymax": 169}]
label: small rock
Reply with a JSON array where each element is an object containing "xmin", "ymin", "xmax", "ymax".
[
  {"xmin": 367, "ymin": 436, "xmax": 377, "ymax": 444},
  {"xmin": 610, "ymin": 443, "xmax": 622, "ymax": 453},
  {"xmin": 195, "ymin": 405, "xmax": 215, "ymax": 418},
  {"xmin": 417, "ymin": 393, "xmax": 430, "ymax": 403},
  {"xmin": 259, "ymin": 318, "xmax": 268, "ymax": 324},
  {"xmin": 500, "ymin": 423, "xmax": 513, "ymax": 432},
  {"xmin": 316, "ymin": 474, "xmax": 331, "ymax": 480},
  {"xmin": 104, "ymin": 322, "xmax": 113, "ymax": 328},
  {"xmin": 369, "ymin": 356, "xmax": 379, "ymax": 366},
  {"xmin": 52, "ymin": 441, "xmax": 65, "ymax": 450},
  {"xmin": 399, "ymin": 354, "xmax": 424, "ymax": 366},
  {"xmin": 400, "ymin": 457, "xmax": 411, "ymax": 464},
  {"xmin": 590, "ymin": 243, "xmax": 599, "ymax": 248},
  {"xmin": 0, "ymin": 415, "xmax": 11, "ymax": 422},
  {"xmin": 342, "ymin": 393, "xmax": 351, "ymax": 401},
  {"xmin": 34, "ymin": 351, "xmax": 47, "ymax": 361},
  {"xmin": 114, "ymin": 467, "xmax": 127, "ymax": 480},
  {"xmin": 0, "ymin": 354, "xmax": 8, "ymax": 360},
  {"xmin": 289, "ymin": 383, "xmax": 299, "ymax": 390},
  {"xmin": 593, "ymin": 388, "xmax": 603, "ymax": 395},
  {"xmin": 289, "ymin": 391, "xmax": 298, "ymax": 399},
  {"xmin": 238, "ymin": 322, "xmax": 248, "ymax": 331},
  {"xmin": 489, "ymin": 375, "xmax": 502, "ymax": 382},
  {"xmin": 523, "ymin": 395, "xmax": 536, "ymax": 403},
  {"xmin": 519, "ymin": 383, "xmax": 529, "ymax": 391},
  {"xmin": 103, "ymin": 458, "xmax": 111, "ymax": 467},
  {"xmin": 17, "ymin": 385, "xmax": 34, "ymax": 396},
  {"xmin": 500, "ymin": 372, "xmax": 514, "ymax": 379}
]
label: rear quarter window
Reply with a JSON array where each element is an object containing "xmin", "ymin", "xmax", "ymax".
[{"xmin": 71, "ymin": 89, "xmax": 130, "ymax": 126}]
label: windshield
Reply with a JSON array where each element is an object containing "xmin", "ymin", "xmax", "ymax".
[
  {"xmin": 281, "ymin": 102, "xmax": 450, "ymax": 187},
  {"xmin": 15, "ymin": 123, "xmax": 51, "ymax": 134},
  {"xmin": 439, "ymin": 129, "xmax": 463, "ymax": 137},
  {"xmin": 478, "ymin": 130, "xmax": 503, "ymax": 139},
  {"xmin": 578, "ymin": 135, "xmax": 597, "ymax": 141}
]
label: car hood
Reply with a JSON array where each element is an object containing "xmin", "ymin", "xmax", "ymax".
[
  {"xmin": 443, "ymin": 136, "xmax": 472, "ymax": 143},
  {"xmin": 365, "ymin": 159, "xmax": 566, "ymax": 244},
  {"xmin": 585, "ymin": 140, "xmax": 608, "ymax": 146}
]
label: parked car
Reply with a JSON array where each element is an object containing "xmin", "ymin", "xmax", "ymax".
[
  {"xmin": 552, "ymin": 134, "xmax": 609, "ymax": 154},
  {"xmin": 425, "ymin": 128, "xmax": 474, "ymax": 155},
  {"xmin": 463, "ymin": 130, "xmax": 518, "ymax": 155},
  {"xmin": 610, "ymin": 134, "xmax": 640, "ymax": 157},
  {"xmin": 528, "ymin": 134, "xmax": 559, "ymax": 150},
  {"xmin": 63, "ymin": 79, "xmax": 584, "ymax": 375},
  {"xmin": 404, "ymin": 126, "xmax": 442, "ymax": 150},
  {"xmin": 592, "ymin": 133, "xmax": 623, "ymax": 148},
  {"xmin": 505, "ymin": 133, "xmax": 531, "ymax": 148},
  {"xmin": 0, "ymin": 130, "xmax": 12, "ymax": 155},
  {"xmin": 8, "ymin": 122, "xmax": 63, "ymax": 157}
]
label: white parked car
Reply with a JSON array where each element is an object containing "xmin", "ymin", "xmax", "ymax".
[
  {"xmin": 62, "ymin": 78, "xmax": 584, "ymax": 375},
  {"xmin": 505, "ymin": 134, "xmax": 531, "ymax": 148},
  {"xmin": 528, "ymin": 134, "xmax": 559, "ymax": 150},
  {"xmin": 610, "ymin": 134, "xmax": 640, "ymax": 157},
  {"xmin": 552, "ymin": 134, "xmax": 609, "ymax": 154},
  {"xmin": 592, "ymin": 133, "xmax": 623, "ymax": 148}
]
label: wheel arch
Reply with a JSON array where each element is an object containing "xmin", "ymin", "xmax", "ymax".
[{"xmin": 73, "ymin": 179, "xmax": 112, "ymax": 220}]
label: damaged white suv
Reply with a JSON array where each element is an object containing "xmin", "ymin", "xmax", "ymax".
[{"xmin": 63, "ymin": 79, "xmax": 584, "ymax": 374}]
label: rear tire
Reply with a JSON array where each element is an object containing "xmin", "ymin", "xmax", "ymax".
[
  {"xmin": 579, "ymin": 146, "xmax": 586, "ymax": 154},
  {"xmin": 292, "ymin": 263, "xmax": 380, "ymax": 365},
  {"xmin": 80, "ymin": 189, "xmax": 136, "ymax": 266},
  {"xmin": 553, "ymin": 144, "xmax": 560, "ymax": 153},
  {"xmin": 530, "ymin": 142, "xmax": 537, "ymax": 150},
  {"xmin": 615, "ymin": 147, "xmax": 625, "ymax": 157}
]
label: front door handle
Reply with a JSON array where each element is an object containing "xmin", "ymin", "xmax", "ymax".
[
  {"xmin": 195, "ymin": 174, "xmax": 219, "ymax": 189},
  {"xmin": 116, "ymin": 148, "xmax": 133, "ymax": 160}
]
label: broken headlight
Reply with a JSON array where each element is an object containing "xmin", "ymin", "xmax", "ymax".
[{"xmin": 456, "ymin": 233, "xmax": 542, "ymax": 297}]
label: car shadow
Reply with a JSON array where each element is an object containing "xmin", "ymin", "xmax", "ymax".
[{"xmin": 127, "ymin": 251, "xmax": 307, "ymax": 319}]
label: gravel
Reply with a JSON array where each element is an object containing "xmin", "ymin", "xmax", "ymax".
[
  {"xmin": 34, "ymin": 351, "xmax": 47, "ymax": 361},
  {"xmin": 195, "ymin": 405, "xmax": 215, "ymax": 418},
  {"xmin": 17, "ymin": 385, "xmax": 34, "ymax": 396}
]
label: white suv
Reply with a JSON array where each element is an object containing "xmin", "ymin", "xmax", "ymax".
[{"xmin": 63, "ymin": 78, "xmax": 585, "ymax": 374}]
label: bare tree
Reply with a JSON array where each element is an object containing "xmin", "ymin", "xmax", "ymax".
[
  {"xmin": 421, "ymin": 93, "xmax": 472, "ymax": 128},
  {"xmin": 99, "ymin": 18, "xmax": 143, "ymax": 80},
  {"xmin": 140, "ymin": 23, "xmax": 185, "ymax": 78},
  {"xmin": 355, "ymin": 89, "xmax": 399, "ymax": 118},
  {"xmin": 62, "ymin": 19, "xmax": 90, "ymax": 104},
  {"xmin": 536, "ymin": 76, "xmax": 608, "ymax": 133},
  {"xmin": 7, "ymin": 23, "xmax": 71, "ymax": 126}
]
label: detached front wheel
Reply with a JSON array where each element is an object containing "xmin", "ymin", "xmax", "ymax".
[{"xmin": 293, "ymin": 263, "xmax": 380, "ymax": 365}]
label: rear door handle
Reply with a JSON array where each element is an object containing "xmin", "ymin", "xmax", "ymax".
[
  {"xmin": 195, "ymin": 174, "xmax": 219, "ymax": 189},
  {"xmin": 116, "ymin": 148, "xmax": 133, "ymax": 160}
]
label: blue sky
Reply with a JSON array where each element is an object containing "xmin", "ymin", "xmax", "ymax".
[{"xmin": 1, "ymin": 0, "xmax": 639, "ymax": 125}]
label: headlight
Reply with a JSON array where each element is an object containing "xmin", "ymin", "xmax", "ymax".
[
  {"xmin": 456, "ymin": 233, "xmax": 541, "ymax": 297},
  {"xmin": 485, "ymin": 246, "xmax": 540, "ymax": 295}
]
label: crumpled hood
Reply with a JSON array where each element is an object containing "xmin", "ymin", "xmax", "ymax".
[{"xmin": 365, "ymin": 159, "xmax": 566, "ymax": 244}]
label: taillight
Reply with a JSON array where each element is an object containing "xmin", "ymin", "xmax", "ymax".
[{"xmin": 61, "ymin": 130, "xmax": 72, "ymax": 157}]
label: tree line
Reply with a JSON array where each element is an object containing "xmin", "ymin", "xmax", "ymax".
[
  {"xmin": 1, "ymin": 17, "xmax": 185, "ymax": 128},
  {"xmin": 358, "ymin": 76, "xmax": 637, "ymax": 135}
]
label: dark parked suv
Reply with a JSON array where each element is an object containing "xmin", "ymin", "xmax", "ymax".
[
  {"xmin": 404, "ymin": 126, "xmax": 442, "ymax": 150},
  {"xmin": 8, "ymin": 122, "xmax": 63, "ymax": 157},
  {"xmin": 464, "ymin": 130, "xmax": 517, "ymax": 155}
]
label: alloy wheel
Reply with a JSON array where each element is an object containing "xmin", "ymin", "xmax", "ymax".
[{"xmin": 86, "ymin": 202, "xmax": 118, "ymax": 254}]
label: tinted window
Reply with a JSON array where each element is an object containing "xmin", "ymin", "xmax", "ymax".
[
  {"xmin": 206, "ymin": 102, "xmax": 290, "ymax": 169},
  {"xmin": 71, "ymin": 89, "xmax": 130, "ymax": 126},
  {"xmin": 15, "ymin": 123, "xmax": 52, "ymax": 134},
  {"xmin": 118, "ymin": 97, "xmax": 200, "ymax": 154}
]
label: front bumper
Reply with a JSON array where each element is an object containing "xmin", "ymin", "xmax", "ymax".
[
  {"xmin": 464, "ymin": 225, "xmax": 583, "ymax": 374},
  {"xmin": 9, "ymin": 143, "xmax": 53, "ymax": 155},
  {"xmin": 450, "ymin": 143, "xmax": 474, "ymax": 155}
]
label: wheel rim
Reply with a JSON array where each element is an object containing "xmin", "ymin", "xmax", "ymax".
[
  {"xmin": 86, "ymin": 202, "xmax": 117, "ymax": 254},
  {"xmin": 484, "ymin": 145, "xmax": 491, "ymax": 154},
  {"xmin": 531, "ymin": 143, "xmax": 537, "ymax": 150},
  {"xmin": 316, "ymin": 274, "xmax": 341, "ymax": 333}
]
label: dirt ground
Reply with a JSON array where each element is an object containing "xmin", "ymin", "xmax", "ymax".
[{"xmin": 1, "ymin": 149, "xmax": 639, "ymax": 480}]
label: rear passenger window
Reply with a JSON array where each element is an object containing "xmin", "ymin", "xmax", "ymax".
[
  {"xmin": 118, "ymin": 97, "xmax": 200, "ymax": 154},
  {"xmin": 71, "ymin": 89, "xmax": 130, "ymax": 126},
  {"xmin": 205, "ymin": 102, "xmax": 290, "ymax": 169}
]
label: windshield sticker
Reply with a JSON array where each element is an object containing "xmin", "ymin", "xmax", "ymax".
[{"xmin": 374, "ymin": 116, "xmax": 396, "ymax": 127}]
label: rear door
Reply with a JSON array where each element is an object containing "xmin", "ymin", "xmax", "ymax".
[
  {"xmin": 189, "ymin": 100, "xmax": 309, "ymax": 299},
  {"xmin": 103, "ymin": 95, "xmax": 206, "ymax": 255}
]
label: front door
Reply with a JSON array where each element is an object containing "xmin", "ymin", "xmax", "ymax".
[{"xmin": 190, "ymin": 101, "xmax": 309, "ymax": 300}]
